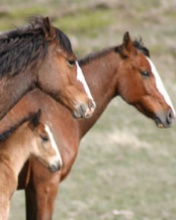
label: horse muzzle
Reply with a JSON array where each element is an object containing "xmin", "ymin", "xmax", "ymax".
[
  {"xmin": 73, "ymin": 99, "xmax": 96, "ymax": 119},
  {"xmin": 154, "ymin": 109, "xmax": 175, "ymax": 128},
  {"xmin": 48, "ymin": 161, "xmax": 62, "ymax": 173}
]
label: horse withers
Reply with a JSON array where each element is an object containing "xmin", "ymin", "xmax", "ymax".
[
  {"xmin": 0, "ymin": 110, "xmax": 61, "ymax": 220},
  {"xmin": 0, "ymin": 16, "xmax": 95, "ymax": 120}
]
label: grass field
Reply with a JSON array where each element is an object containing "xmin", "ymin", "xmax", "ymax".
[{"xmin": 1, "ymin": 0, "xmax": 175, "ymax": 219}]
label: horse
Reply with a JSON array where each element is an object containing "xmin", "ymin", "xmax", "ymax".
[
  {"xmin": 0, "ymin": 32, "xmax": 174, "ymax": 219},
  {"xmin": 0, "ymin": 16, "xmax": 95, "ymax": 120},
  {"xmin": 0, "ymin": 110, "xmax": 62, "ymax": 220}
]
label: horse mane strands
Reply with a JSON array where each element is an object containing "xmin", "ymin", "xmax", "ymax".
[
  {"xmin": 133, "ymin": 38, "xmax": 150, "ymax": 57},
  {"xmin": 0, "ymin": 112, "xmax": 40, "ymax": 142},
  {"xmin": 79, "ymin": 47, "xmax": 113, "ymax": 66}
]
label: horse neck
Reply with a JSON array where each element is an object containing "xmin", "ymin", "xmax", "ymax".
[
  {"xmin": 0, "ymin": 123, "xmax": 35, "ymax": 178},
  {"xmin": 0, "ymin": 199, "xmax": 10, "ymax": 220},
  {"xmin": 0, "ymin": 68, "xmax": 36, "ymax": 120},
  {"xmin": 78, "ymin": 49, "xmax": 119, "ymax": 137}
]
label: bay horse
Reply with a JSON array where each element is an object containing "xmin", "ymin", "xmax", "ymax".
[
  {"xmin": 0, "ymin": 16, "xmax": 95, "ymax": 120},
  {"xmin": 0, "ymin": 32, "xmax": 174, "ymax": 219},
  {"xmin": 0, "ymin": 110, "xmax": 62, "ymax": 220}
]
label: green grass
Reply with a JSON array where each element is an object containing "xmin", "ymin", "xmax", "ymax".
[
  {"xmin": 9, "ymin": 6, "xmax": 48, "ymax": 19},
  {"xmin": 0, "ymin": 6, "xmax": 50, "ymax": 30},
  {"xmin": 55, "ymin": 9, "xmax": 114, "ymax": 37}
]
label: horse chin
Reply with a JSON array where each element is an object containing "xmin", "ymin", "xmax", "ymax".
[
  {"xmin": 72, "ymin": 110, "xmax": 83, "ymax": 119},
  {"xmin": 154, "ymin": 117, "xmax": 165, "ymax": 128},
  {"xmin": 153, "ymin": 109, "xmax": 175, "ymax": 128},
  {"xmin": 135, "ymin": 104, "xmax": 174, "ymax": 128},
  {"xmin": 154, "ymin": 116, "xmax": 170, "ymax": 128}
]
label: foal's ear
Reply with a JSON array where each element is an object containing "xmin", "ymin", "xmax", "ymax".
[
  {"xmin": 43, "ymin": 17, "xmax": 56, "ymax": 41},
  {"xmin": 29, "ymin": 109, "xmax": 42, "ymax": 130},
  {"xmin": 120, "ymin": 32, "xmax": 137, "ymax": 58}
]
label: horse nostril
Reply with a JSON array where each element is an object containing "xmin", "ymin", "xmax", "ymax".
[
  {"xmin": 166, "ymin": 110, "xmax": 175, "ymax": 124},
  {"xmin": 88, "ymin": 99, "xmax": 96, "ymax": 110},
  {"xmin": 80, "ymin": 104, "xmax": 86, "ymax": 114},
  {"xmin": 73, "ymin": 102, "xmax": 95, "ymax": 119}
]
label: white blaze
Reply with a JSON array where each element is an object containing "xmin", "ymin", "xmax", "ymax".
[
  {"xmin": 147, "ymin": 57, "xmax": 175, "ymax": 116},
  {"xmin": 44, "ymin": 124, "xmax": 62, "ymax": 167},
  {"xmin": 76, "ymin": 61, "xmax": 94, "ymax": 100}
]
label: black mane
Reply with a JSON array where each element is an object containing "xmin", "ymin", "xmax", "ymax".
[
  {"xmin": 0, "ymin": 16, "xmax": 73, "ymax": 78},
  {"xmin": 55, "ymin": 28, "xmax": 73, "ymax": 55},
  {"xmin": 0, "ymin": 112, "xmax": 38, "ymax": 142},
  {"xmin": 79, "ymin": 38, "xmax": 150, "ymax": 66},
  {"xmin": 79, "ymin": 48, "xmax": 113, "ymax": 66}
]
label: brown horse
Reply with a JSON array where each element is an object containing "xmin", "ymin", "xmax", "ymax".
[
  {"xmin": 0, "ymin": 110, "xmax": 62, "ymax": 220},
  {"xmin": 0, "ymin": 32, "xmax": 174, "ymax": 219},
  {"xmin": 0, "ymin": 16, "xmax": 95, "ymax": 120}
]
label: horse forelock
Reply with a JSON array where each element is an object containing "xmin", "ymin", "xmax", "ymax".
[
  {"xmin": 133, "ymin": 39, "xmax": 150, "ymax": 57},
  {"xmin": 0, "ymin": 16, "xmax": 53, "ymax": 78},
  {"xmin": 55, "ymin": 28, "xmax": 73, "ymax": 55}
]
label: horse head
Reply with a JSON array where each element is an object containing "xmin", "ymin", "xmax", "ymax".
[
  {"xmin": 29, "ymin": 110, "xmax": 62, "ymax": 172},
  {"xmin": 36, "ymin": 17, "xmax": 96, "ymax": 119},
  {"xmin": 117, "ymin": 32, "xmax": 175, "ymax": 128}
]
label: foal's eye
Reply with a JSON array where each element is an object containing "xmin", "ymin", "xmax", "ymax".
[
  {"xmin": 41, "ymin": 135, "xmax": 49, "ymax": 142},
  {"xmin": 68, "ymin": 60, "xmax": 76, "ymax": 67},
  {"xmin": 141, "ymin": 70, "xmax": 150, "ymax": 78}
]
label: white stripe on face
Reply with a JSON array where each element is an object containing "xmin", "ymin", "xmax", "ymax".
[
  {"xmin": 76, "ymin": 61, "xmax": 94, "ymax": 100},
  {"xmin": 147, "ymin": 57, "xmax": 175, "ymax": 116},
  {"xmin": 44, "ymin": 125, "xmax": 62, "ymax": 167}
]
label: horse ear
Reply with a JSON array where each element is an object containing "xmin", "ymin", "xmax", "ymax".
[
  {"xmin": 120, "ymin": 32, "xmax": 137, "ymax": 58},
  {"xmin": 43, "ymin": 17, "xmax": 56, "ymax": 41},
  {"xmin": 29, "ymin": 109, "xmax": 42, "ymax": 130}
]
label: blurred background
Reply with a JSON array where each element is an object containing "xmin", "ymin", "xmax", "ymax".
[{"xmin": 1, "ymin": 0, "xmax": 176, "ymax": 219}]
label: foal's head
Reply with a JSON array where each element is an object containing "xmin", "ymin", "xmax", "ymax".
[
  {"xmin": 116, "ymin": 32, "xmax": 175, "ymax": 128},
  {"xmin": 28, "ymin": 111, "xmax": 62, "ymax": 172}
]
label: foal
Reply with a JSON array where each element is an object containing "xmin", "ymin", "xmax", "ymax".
[{"xmin": 0, "ymin": 111, "xmax": 62, "ymax": 220}]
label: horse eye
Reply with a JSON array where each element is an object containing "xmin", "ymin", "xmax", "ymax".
[
  {"xmin": 68, "ymin": 60, "xmax": 76, "ymax": 66},
  {"xmin": 141, "ymin": 71, "xmax": 150, "ymax": 78},
  {"xmin": 41, "ymin": 135, "xmax": 49, "ymax": 142}
]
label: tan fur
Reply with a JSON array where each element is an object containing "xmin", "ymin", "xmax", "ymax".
[{"xmin": 0, "ymin": 119, "xmax": 60, "ymax": 219}]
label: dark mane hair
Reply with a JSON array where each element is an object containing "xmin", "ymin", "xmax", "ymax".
[
  {"xmin": 133, "ymin": 38, "xmax": 150, "ymax": 57},
  {"xmin": 79, "ymin": 48, "xmax": 113, "ymax": 66},
  {"xmin": 79, "ymin": 38, "xmax": 150, "ymax": 66},
  {"xmin": 55, "ymin": 28, "xmax": 73, "ymax": 55},
  {"xmin": 0, "ymin": 112, "xmax": 39, "ymax": 142},
  {"xmin": 0, "ymin": 16, "xmax": 73, "ymax": 78}
]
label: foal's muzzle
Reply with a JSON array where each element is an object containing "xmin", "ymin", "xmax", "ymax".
[{"xmin": 49, "ymin": 161, "xmax": 62, "ymax": 173}]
